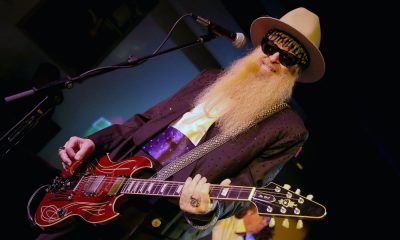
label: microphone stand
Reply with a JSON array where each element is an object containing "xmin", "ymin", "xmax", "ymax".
[
  {"xmin": 1, "ymin": 33, "xmax": 217, "ymax": 158},
  {"xmin": 4, "ymin": 33, "xmax": 217, "ymax": 103}
]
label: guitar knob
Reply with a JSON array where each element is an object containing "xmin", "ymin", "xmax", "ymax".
[
  {"xmin": 306, "ymin": 194, "xmax": 314, "ymax": 200},
  {"xmin": 295, "ymin": 188, "xmax": 301, "ymax": 194},
  {"xmin": 268, "ymin": 217, "xmax": 275, "ymax": 228},
  {"xmin": 57, "ymin": 208, "xmax": 65, "ymax": 217},
  {"xmin": 282, "ymin": 218, "xmax": 289, "ymax": 228},
  {"xmin": 283, "ymin": 184, "xmax": 291, "ymax": 190},
  {"xmin": 296, "ymin": 219, "xmax": 303, "ymax": 229}
]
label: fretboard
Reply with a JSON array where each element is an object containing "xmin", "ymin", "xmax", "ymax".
[{"xmin": 120, "ymin": 178, "xmax": 255, "ymax": 201}]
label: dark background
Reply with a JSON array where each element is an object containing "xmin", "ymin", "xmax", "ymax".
[{"xmin": 1, "ymin": 0, "xmax": 398, "ymax": 239}]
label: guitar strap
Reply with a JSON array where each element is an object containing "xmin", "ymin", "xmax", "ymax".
[{"xmin": 151, "ymin": 102, "xmax": 289, "ymax": 180}]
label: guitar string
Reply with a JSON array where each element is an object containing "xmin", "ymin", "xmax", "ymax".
[
  {"xmin": 79, "ymin": 175, "xmax": 298, "ymax": 194},
  {"xmin": 78, "ymin": 176, "xmax": 278, "ymax": 192},
  {"xmin": 77, "ymin": 176, "xmax": 296, "ymax": 195},
  {"xmin": 59, "ymin": 176, "xmax": 298, "ymax": 200}
]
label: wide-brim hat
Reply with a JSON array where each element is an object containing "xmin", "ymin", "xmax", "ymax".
[{"xmin": 250, "ymin": 7, "xmax": 325, "ymax": 83}]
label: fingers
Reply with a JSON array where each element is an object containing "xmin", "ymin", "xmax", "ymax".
[
  {"xmin": 180, "ymin": 174, "xmax": 201, "ymax": 207},
  {"xmin": 180, "ymin": 174, "xmax": 212, "ymax": 214},
  {"xmin": 58, "ymin": 137, "xmax": 95, "ymax": 170},
  {"xmin": 75, "ymin": 139, "xmax": 95, "ymax": 160},
  {"xmin": 59, "ymin": 145, "xmax": 72, "ymax": 168},
  {"xmin": 194, "ymin": 176, "xmax": 211, "ymax": 212},
  {"xmin": 179, "ymin": 176, "xmax": 193, "ymax": 210},
  {"xmin": 220, "ymin": 178, "xmax": 231, "ymax": 186}
]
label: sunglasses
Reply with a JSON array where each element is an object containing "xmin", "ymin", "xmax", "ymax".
[{"xmin": 261, "ymin": 38, "xmax": 301, "ymax": 68}]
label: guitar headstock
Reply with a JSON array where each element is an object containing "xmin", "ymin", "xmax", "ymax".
[{"xmin": 252, "ymin": 182, "xmax": 326, "ymax": 219}]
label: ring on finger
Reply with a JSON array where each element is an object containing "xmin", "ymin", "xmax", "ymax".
[{"xmin": 190, "ymin": 195, "xmax": 200, "ymax": 207}]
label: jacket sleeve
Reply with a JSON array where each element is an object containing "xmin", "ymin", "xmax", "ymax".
[
  {"xmin": 231, "ymin": 130, "xmax": 308, "ymax": 187},
  {"xmin": 86, "ymin": 104, "xmax": 162, "ymax": 154},
  {"xmin": 220, "ymin": 112, "xmax": 309, "ymax": 221}
]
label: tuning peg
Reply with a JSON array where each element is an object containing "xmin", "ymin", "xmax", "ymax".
[
  {"xmin": 295, "ymin": 188, "xmax": 301, "ymax": 195},
  {"xmin": 296, "ymin": 219, "xmax": 303, "ymax": 229},
  {"xmin": 283, "ymin": 184, "xmax": 291, "ymax": 190},
  {"xmin": 282, "ymin": 218, "xmax": 289, "ymax": 228},
  {"xmin": 268, "ymin": 217, "xmax": 275, "ymax": 228},
  {"xmin": 306, "ymin": 194, "xmax": 314, "ymax": 200}
]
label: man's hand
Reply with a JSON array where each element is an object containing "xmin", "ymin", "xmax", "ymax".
[
  {"xmin": 180, "ymin": 174, "xmax": 231, "ymax": 215},
  {"xmin": 58, "ymin": 136, "xmax": 95, "ymax": 170}
]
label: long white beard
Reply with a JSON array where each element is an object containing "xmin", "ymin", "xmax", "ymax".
[{"xmin": 195, "ymin": 48, "xmax": 297, "ymax": 134}]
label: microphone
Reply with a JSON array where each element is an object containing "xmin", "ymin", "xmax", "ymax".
[{"xmin": 191, "ymin": 14, "xmax": 246, "ymax": 48}]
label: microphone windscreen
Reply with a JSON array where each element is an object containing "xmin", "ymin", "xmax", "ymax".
[{"xmin": 232, "ymin": 33, "xmax": 246, "ymax": 48}]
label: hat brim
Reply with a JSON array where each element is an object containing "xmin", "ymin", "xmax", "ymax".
[{"xmin": 250, "ymin": 17, "xmax": 325, "ymax": 83}]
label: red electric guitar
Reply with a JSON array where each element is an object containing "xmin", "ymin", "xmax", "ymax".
[{"xmin": 33, "ymin": 155, "xmax": 326, "ymax": 228}]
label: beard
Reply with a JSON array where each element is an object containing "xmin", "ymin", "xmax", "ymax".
[{"xmin": 195, "ymin": 47, "xmax": 298, "ymax": 135}]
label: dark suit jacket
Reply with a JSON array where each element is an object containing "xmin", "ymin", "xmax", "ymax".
[
  {"xmin": 89, "ymin": 69, "xmax": 308, "ymax": 186},
  {"xmin": 86, "ymin": 69, "xmax": 308, "ymax": 239}
]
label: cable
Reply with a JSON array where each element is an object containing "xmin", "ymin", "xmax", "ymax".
[
  {"xmin": 27, "ymin": 184, "xmax": 49, "ymax": 227},
  {"xmin": 74, "ymin": 13, "xmax": 194, "ymax": 80}
]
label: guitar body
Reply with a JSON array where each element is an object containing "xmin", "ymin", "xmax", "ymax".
[{"xmin": 34, "ymin": 155, "xmax": 152, "ymax": 228}]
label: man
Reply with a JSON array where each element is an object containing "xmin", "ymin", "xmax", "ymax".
[
  {"xmin": 206, "ymin": 204, "xmax": 271, "ymax": 240},
  {"xmin": 38, "ymin": 7, "xmax": 325, "ymax": 240}
]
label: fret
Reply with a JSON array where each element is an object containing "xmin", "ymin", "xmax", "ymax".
[
  {"xmin": 248, "ymin": 187, "xmax": 256, "ymax": 201},
  {"xmin": 132, "ymin": 181, "xmax": 140, "ymax": 193},
  {"xmin": 226, "ymin": 186, "xmax": 240, "ymax": 199},
  {"xmin": 152, "ymin": 181, "xmax": 163, "ymax": 194},
  {"xmin": 127, "ymin": 180, "xmax": 136, "ymax": 192},
  {"xmin": 209, "ymin": 185, "xmax": 253, "ymax": 200},
  {"xmin": 162, "ymin": 183, "xmax": 172, "ymax": 196},
  {"xmin": 175, "ymin": 184, "xmax": 183, "ymax": 196},
  {"xmin": 146, "ymin": 182, "xmax": 154, "ymax": 193},
  {"xmin": 160, "ymin": 183, "xmax": 167, "ymax": 194},
  {"xmin": 210, "ymin": 185, "xmax": 222, "ymax": 198},
  {"xmin": 121, "ymin": 179, "xmax": 128, "ymax": 192},
  {"xmin": 221, "ymin": 187, "xmax": 230, "ymax": 197},
  {"xmin": 150, "ymin": 182, "xmax": 160, "ymax": 195},
  {"xmin": 121, "ymin": 179, "xmax": 134, "ymax": 193},
  {"xmin": 120, "ymin": 179, "xmax": 251, "ymax": 201},
  {"xmin": 119, "ymin": 179, "xmax": 185, "ymax": 197},
  {"xmin": 123, "ymin": 179, "xmax": 133, "ymax": 192},
  {"xmin": 132, "ymin": 180, "xmax": 140, "ymax": 193},
  {"xmin": 138, "ymin": 181, "xmax": 147, "ymax": 193},
  {"xmin": 237, "ymin": 187, "xmax": 253, "ymax": 200},
  {"xmin": 164, "ymin": 183, "xmax": 176, "ymax": 196}
]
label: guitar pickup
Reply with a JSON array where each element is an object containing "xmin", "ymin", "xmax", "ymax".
[
  {"xmin": 107, "ymin": 177, "xmax": 125, "ymax": 196},
  {"xmin": 83, "ymin": 175, "xmax": 105, "ymax": 196}
]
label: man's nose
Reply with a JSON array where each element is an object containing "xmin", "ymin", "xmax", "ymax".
[{"xmin": 269, "ymin": 52, "xmax": 280, "ymax": 63}]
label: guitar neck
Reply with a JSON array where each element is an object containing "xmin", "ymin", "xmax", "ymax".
[{"xmin": 119, "ymin": 178, "xmax": 255, "ymax": 201}]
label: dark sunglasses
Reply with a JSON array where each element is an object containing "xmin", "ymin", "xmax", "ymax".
[{"xmin": 261, "ymin": 38, "xmax": 301, "ymax": 68}]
